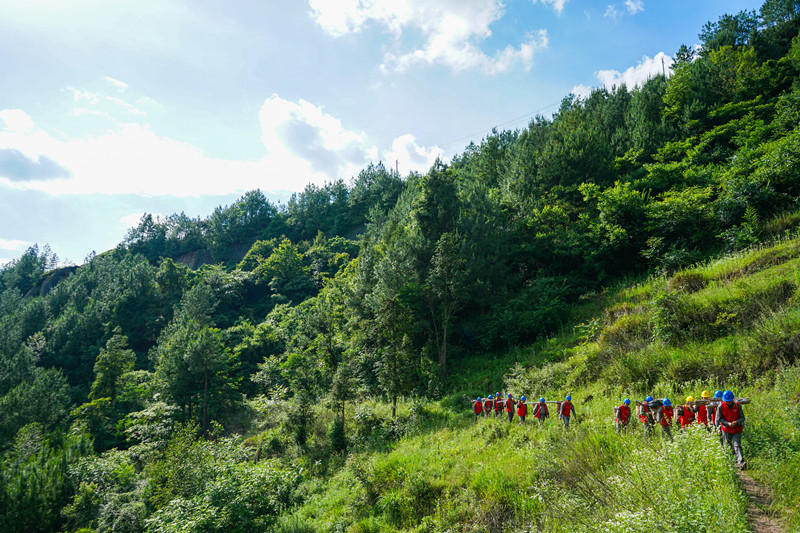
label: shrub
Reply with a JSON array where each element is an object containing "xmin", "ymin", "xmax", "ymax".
[
  {"xmin": 598, "ymin": 312, "xmax": 652, "ymax": 354},
  {"xmin": 741, "ymin": 306, "xmax": 800, "ymax": 374},
  {"xmin": 666, "ymin": 271, "xmax": 707, "ymax": 293}
]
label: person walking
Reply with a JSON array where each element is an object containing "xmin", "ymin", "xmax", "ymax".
[
  {"xmin": 533, "ymin": 397, "xmax": 549, "ymax": 426},
  {"xmin": 472, "ymin": 397, "xmax": 483, "ymax": 422},
  {"xmin": 614, "ymin": 398, "xmax": 631, "ymax": 432},
  {"xmin": 505, "ymin": 394, "xmax": 517, "ymax": 423},
  {"xmin": 656, "ymin": 398, "xmax": 674, "ymax": 441},
  {"xmin": 709, "ymin": 390, "xmax": 723, "ymax": 427},
  {"xmin": 517, "ymin": 396, "xmax": 528, "ymax": 424},
  {"xmin": 638, "ymin": 396, "xmax": 656, "ymax": 436},
  {"xmin": 716, "ymin": 390, "xmax": 746, "ymax": 468},
  {"xmin": 483, "ymin": 395, "xmax": 494, "ymax": 418},
  {"xmin": 558, "ymin": 395, "xmax": 577, "ymax": 428},
  {"xmin": 493, "ymin": 392, "xmax": 503, "ymax": 418},
  {"xmin": 693, "ymin": 390, "xmax": 711, "ymax": 430},
  {"xmin": 678, "ymin": 396, "xmax": 696, "ymax": 429}
]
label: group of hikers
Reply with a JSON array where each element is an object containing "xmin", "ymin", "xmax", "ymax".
[
  {"xmin": 471, "ymin": 393, "xmax": 579, "ymax": 428},
  {"xmin": 471, "ymin": 389, "xmax": 748, "ymax": 468}
]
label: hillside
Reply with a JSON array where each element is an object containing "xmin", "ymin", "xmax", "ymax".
[
  {"xmin": 273, "ymin": 233, "xmax": 800, "ymax": 532},
  {"xmin": 1, "ymin": 3, "xmax": 800, "ymax": 532}
]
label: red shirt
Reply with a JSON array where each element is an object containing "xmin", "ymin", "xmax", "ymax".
[
  {"xmin": 484, "ymin": 399, "xmax": 493, "ymax": 412},
  {"xmin": 494, "ymin": 398, "xmax": 502, "ymax": 412},
  {"xmin": 534, "ymin": 403, "xmax": 549, "ymax": 419},
  {"xmin": 561, "ymin": 402, "xmax": 573, "ymax": 416},
  {"xmin": 517, "ymin": 402, "xmax": 527, "ymax": 417},
  {"xmin": 679, "ymin": 405, "xmax": 695, "ymax": 428},
  {"xmin": 661, "ymin": 406, "xmax": 674, "ymax": 427},
  {"xmin": 505, "ymin": 398, "xmax": 515, "ymax": 412},
  {"xmin": 617, "ymin": 405, "xmax": 630, "ymax": 424},
  {"xmin": 474, "ymin": 401, "xmax": 483, "ymax": 414},
  {"xmin": 696, "ymin": 404, "xmax": 708, "ymax": 425},
  {"xmin": 719, "ymin": 402, "xmax": 743, "ymax": 434}
]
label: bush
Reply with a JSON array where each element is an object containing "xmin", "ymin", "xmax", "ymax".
[
  {"xmin": 741, "ymin": 306, "xmax": 800, "ymax": 374},
  {"xmin": 598, "ymin": 312, "xmax": 652, "ymax": 354},
  {"xmin": 666, "ymin": 271, "xmax": 707, "ymax": 293}
]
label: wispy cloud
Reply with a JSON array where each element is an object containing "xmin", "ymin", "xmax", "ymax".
[
  {"xmin": 0, "ymin": 237, "xmax": 32, "ymax": 251},
  {"xmin": 604, "ymin": 5, "xmax": 619, "ymax": 19},
  {"xmin": 308, "ymin": 0, "xmax": 548, "ymax": 75},
  {"xmin": 68, "ymin": 87, "xmax": 145, "ymax": 116},
  {"xmin": 625, "ymin": 0, "xmax": 644, "ymax": 14},
  {"xmin": 103, "ymin": 76, "xmax": 129, "ymax": 91},
  {"xmin": 531, "ymin": 0, "xmax": 568, "ymax": 14}
]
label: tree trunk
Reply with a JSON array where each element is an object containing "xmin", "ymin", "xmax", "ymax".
[{"xmin": 392, "ymin": 395, "xmax": 397, "ymax": 418}]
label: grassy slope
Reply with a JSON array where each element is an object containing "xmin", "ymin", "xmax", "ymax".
[{"xmin": 277, "ymin": 233, "xmax": 800, "ymax": 533}]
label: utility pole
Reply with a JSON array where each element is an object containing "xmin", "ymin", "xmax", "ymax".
[
  {"xmin": 395, "ymin": 159, "xmax": 399, "ymax": 176},
  {"xmin": 661, "ymin": 56, "xmax": 665, "ymax": 77}
]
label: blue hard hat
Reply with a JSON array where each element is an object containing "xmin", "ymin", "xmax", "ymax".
[
  {"xmin": 722, "ymin": 390, "xmax": 734, "ymax": 402},
  {"xmin": 566, "ymin": 395, "xmax": 572, "ymax": 401},
  {"xmin": 496, "ymin": 392, "xmax": 500, "ymax": 397},
  {"xmin": 539, "ymin": 397, "xmax": 545, "ymax": 403},
  {"xmin": 521, "ymin": 396, "xmax": 526, "ymax": 402},
  {"xmin": 645, "ymin": 395, "xmax": 653, "ymax": 402},
  {"xmin": 478, "ymin": 396, "xmax": 482, "ymax": 401},
  {"xmin": 624, "ymin": 398, "xmax": 630, "ymax": 405},
  {"xmin": 508, "ymin": 393, "xmax": 512, "ymax": 398},
  {"xmin": 663, "ymin": 398, "xmax": 671, "ymax": 406},
  {"xmin": 714, "ymin": 390, "xmax": 723, "ymax": 398}
]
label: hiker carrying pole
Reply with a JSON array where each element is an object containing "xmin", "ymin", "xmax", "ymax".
[
  {"xmin": 557, "ymin": 395, "xmax": 577, "ymax": 428},
  {"xmin": 614, "ymin": 398, "xmax": 631, "ymax": 433}
]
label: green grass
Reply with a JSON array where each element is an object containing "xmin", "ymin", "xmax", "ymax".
[{"xmin": 266, "ymin": 234, "xmax": 800, "ymax": 532}]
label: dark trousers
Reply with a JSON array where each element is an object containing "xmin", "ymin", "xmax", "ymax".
[
  {"xmin": 722, "ymin": 431, "xmax": 745, "ymax": 465},
  {"xmin": 561, "ymin": 415, "xmax": 570, "ymax": 428},
  {"xmin": 507, "ymin": 411, "xmax": 514, "ymax": 422}
]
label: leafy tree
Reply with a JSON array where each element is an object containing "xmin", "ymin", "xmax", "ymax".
[
  {"xmin": 253, "ymin": 238, "xmax": 315, "ymax": 304},
  {"xmin": 90, "ymin": 328, "xmax": 136, "ymax": 403},
  {"xmin": 424, "ymin": 233, "xmax": 467, "ymax": 381}
]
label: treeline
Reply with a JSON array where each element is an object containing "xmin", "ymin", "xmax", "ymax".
[
  {"xmin": 123, "ymin": 162, "xmax": 405, "ymax": 264},
  {"xmin": 1, "ymin": 1, "xmax": 800, "ymax": 530}
]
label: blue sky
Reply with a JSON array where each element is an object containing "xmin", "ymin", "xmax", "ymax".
[{"xmin": 0, "ymin": 0, "xmax": 762, "ymax": 265}]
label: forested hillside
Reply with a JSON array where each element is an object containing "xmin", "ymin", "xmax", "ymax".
[{"xmin": 2, "ymin": 2, "xmax": 800, "ymax": 531}]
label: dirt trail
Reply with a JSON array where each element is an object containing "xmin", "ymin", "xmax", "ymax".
[{"xmin": 737, "ymin": 471, "xmax": 784, "ymax": 533}]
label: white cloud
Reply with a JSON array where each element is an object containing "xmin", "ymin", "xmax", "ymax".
[
  {"xmin": 596, "ymin": 51, "xmax": 672, "ymax": 89},
  {"xmin": 120, "ymin": 212, "xmax": 149, "ymax": 229},
  {"xmin": 604, "ymin": 5, "xmax": 619, "ymax": 19},
  {"xmin": 625, "ymin": 0, "xmax": 644, "ymax": 14},
  {"xmin": 0, "ymin": 110, "xmax": 35, "ymax": 133},
  {"xmin": 68, "ymin": 87, "xmax": 145, "ymax": 116},
  {"xmin": 0, "ymin": 96, "xmax": 440, "ymax": 197},
  {"xmin": 103, "ymin": 76, "xmax": 129, "ymax": 91},
  {"xmin": 570, "ymin": 52, "xmax": 672, "ymax": 98},
  {"xmin": 532, "ymin": 0, "xmax": 568, "ymax": 14},
  {"xmin": 570, "ymin": 84, "xmax": 593, "ymax": 99},
  {"xmin": 0, "ymin": 238, "xmax": 32, "ymax": 251},
  {"xmin": 384, "ymin": 134, "xmax": 440, "ymax": 175},
  {"xmin": 308, "ymin": 0, "xmax": 548, "ymax": 74}
]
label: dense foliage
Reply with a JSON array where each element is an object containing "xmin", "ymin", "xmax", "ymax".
[{"xmin": 2, "ymin": 2, "xmax": 800, "ymax": 530}]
